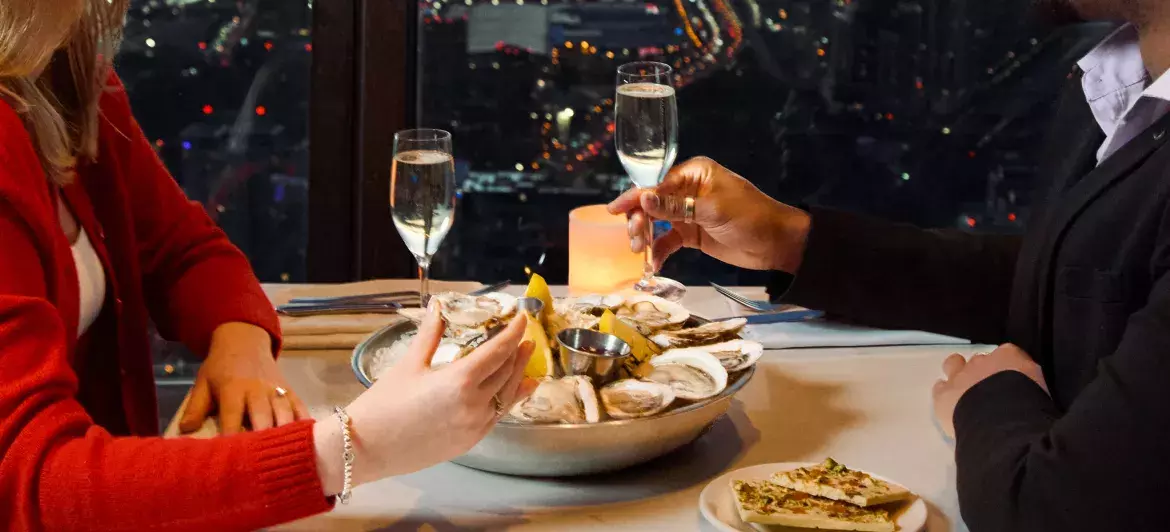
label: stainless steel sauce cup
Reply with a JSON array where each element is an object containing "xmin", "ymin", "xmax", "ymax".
[{"xmin": 556, "ymin": 328, "xmax": 632, "ymax": 386}]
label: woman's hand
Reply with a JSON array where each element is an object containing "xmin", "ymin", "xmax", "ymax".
[
  {"xmin": 178, "ymin": 322, "xmax": 308, "ymax": 435},
  {"xmin": 607, "ymin": 156, "xmax": 812, "ymax": 273},
  {"xmin": 932, "ymin": 344, "xmax": 1049, "ymax": 439},
  {"xmin": 313, "ymin": 301, "xmax": 538, "ymax": 494}
]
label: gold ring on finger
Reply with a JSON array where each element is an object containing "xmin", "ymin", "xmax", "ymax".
[{"xmin": 683, "ymin": 196, "xmax": 696, "ymax": 224}]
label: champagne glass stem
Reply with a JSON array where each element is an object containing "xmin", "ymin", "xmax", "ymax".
[
  {"xmin": 641, "ymin": 215, "xmax": 656, "ymax": 284},
  {"xmin": 418, "ymin": 260, "xmax": 432, "ymax": 306}
]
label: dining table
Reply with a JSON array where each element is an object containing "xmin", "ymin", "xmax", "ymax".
[{"xmin": 165, "ymin": 283, "xmax": 986, "ymax": 532}]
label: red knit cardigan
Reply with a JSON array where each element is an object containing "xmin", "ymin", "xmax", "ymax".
[{"xmin": 0, "ymin": 76, "xmax": 331, "ymax": 530}]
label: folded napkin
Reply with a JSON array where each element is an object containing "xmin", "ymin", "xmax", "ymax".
[
  {"xmin": 741, "ymin": 320, "xmax": 970, "ymax": 350},
  {"xmin": 268, "ymin": 280, "xmax": 485, "ymax": 350},
  {"xmin": 714, "ymin": 292, "xmax": 969, "ymax": 349}
]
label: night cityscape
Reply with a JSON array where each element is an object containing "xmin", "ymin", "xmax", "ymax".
[{"xmin": 116, "ymin": 0, "xmax": 1115, "ymax": 289}]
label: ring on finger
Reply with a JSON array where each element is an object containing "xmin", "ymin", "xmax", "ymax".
[
  {"xmin": 274, "ymin": 386, "xmax": 288, "ymax": 398},
  {"xmin": 683, "ymin": 196, "xmax": 696, "ymax": 224}
]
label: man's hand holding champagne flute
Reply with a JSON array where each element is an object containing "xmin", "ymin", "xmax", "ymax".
[{"xmin": 608, "ymin": 156, "xmax": 813, "ymax": 275}]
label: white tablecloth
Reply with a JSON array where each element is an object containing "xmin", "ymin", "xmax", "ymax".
[{"xmin": 172, "ymin": 284, "xmax": 982, "ymax": 531}]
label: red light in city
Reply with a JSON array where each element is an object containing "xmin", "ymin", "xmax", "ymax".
[
  {"xmin": 264, "ymin": 41, "xmax": 273, "ymax": 51},
  {"xmin": 968, "ymin": 151, "xmax": 976, "ymax": 158},
  {"xmin": 565, "ymin": 164, "xmax": 574, "ymax": 171},
  {"xmin": 154, "ymin": 139, "xmax": 164, "ymax": 148},
  {"xmin": 304, "ymin": 43, "xmax": 312, "ymax": 52},
  {"xmin": 202, "ymin": 105, "xmax": 213, "ymax": 115},
  {"xmin": 1008, "ymin": 213, "xmax": 1018, "ymax": 222},
  {"xmin": 916, "ymin": 81, "xmax": 924, "ymax": 90},
  {"xmin": 886, "ymin": 113, "xmax": 895, "ymax": 121},
  {"xmin": 606, "ymin": 123, "xmax": 615, "ymax": 133},
  {"xmin": 816, "ymin": 48, "xmax": 826, "ymax": 57},
  {"xmin": 966, "ymin": 217, "xmax": 977, "ymax": 228},
  {"xmin": 198, "ymin": 42, "xmax": 207, "ymax": 50},
  {"xmin": 255, "ymin": 106, "xmax": 267, "ymax": 116}
]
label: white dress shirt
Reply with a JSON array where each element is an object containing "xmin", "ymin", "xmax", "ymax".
[{"xmin": 1079, "ymin": 24, "xmax": 1170, "ymax": 164}]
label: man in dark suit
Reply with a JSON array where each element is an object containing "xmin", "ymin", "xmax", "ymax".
[{"xmin": 610, "ymin": 1, "xmax": 1170, "ymax": 530}]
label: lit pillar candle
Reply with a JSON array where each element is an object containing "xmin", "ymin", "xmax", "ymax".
[{"xmin": 568, "ymin": 204, "xmax": 644, "ymax": 294}]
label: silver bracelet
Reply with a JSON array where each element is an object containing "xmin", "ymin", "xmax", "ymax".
[{"xmin": 333, "ymin": 406, "xmax": 355, "ymax": 504}]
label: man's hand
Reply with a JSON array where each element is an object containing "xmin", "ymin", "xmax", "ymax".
[
  {"xmin": 932, "ymin": 343, "xmax": 1049, "ymax": 439},
  {"xmin": 607, "ymin": 157, "xmax": 811, "ymax": 273},
  {"xmin": 178, "ymin": 322, "xmax": 308, "ymax": 435}
]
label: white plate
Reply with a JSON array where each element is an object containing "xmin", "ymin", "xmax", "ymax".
[{"xmin": 699, "ymin": 462, "xmax": 928, "ymax": 532}]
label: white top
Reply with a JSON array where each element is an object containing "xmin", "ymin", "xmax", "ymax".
[
  {"xmin": 1078, "ymin": 24, "xmax": 1170, "ymax": 164},
  {"xmin": 71, "ymin": 228, "xmax": 106, "ymax": 337}
]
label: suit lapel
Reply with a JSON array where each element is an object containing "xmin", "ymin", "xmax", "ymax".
[
  {"xmin": 1009, "ymin": 75, "xmax": 1100, "ymax": 362},
  {"xmin": 1031, "ymin": 111, "xmax": 1170, "ymax": 359}
]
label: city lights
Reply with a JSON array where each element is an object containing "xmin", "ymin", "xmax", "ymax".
[{"xmin": 146, "ymin": 38, "xmax": 156, "ymax": 48}]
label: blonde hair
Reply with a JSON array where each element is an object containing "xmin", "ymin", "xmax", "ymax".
[{"xmin": 0, "ymin": 0, "xmax": 129, "ymax": 184}]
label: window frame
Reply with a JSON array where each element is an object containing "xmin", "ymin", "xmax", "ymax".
[{"xmin": 307, "ymin": 0, "xmax": 417, "ymax": 281}]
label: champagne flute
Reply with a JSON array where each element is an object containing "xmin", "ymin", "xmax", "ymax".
[
  {"xmin": 390, "ymin": 129, "xmax": 456, "ymax": 306},
  {"xmin": 614, "ymin": 61, "xmax": 686, "ymax": 301}
]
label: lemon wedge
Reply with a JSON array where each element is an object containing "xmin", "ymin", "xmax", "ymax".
[
  {"xmin": 524, "ymin": 273, "xmax": 554, "ymax": 324},
  {"xmin": 600, "ymin": 309, "xmax": 661, "ymax": 375},
  {"xmin": 522, "ymin": 315, "xmax": 556, "ymax": 378}
]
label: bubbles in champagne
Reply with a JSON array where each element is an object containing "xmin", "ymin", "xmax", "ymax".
[
  {"xmin": 615, "ymin": 82, "xmax": 679, "ymax": 188},
  {"xmin": 391, "ymin": 149, "xmax": 456, "ymax": 259},
  {"xmin": 394, "ymin": 149, "xmax": 451, "ymax": 166},
  {"xmin": 616, "ymin": 83, "xmax": 677, "ymax": 98}
]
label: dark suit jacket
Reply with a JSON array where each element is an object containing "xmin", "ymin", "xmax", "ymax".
[{"xmin": 770, "ymin": 76, "xmax": 1170, "ymax": 531}]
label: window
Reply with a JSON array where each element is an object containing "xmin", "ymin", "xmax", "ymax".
[
  {"xmin": 417, "ymin": 1, "xmax": 1115, "ymax": 285},
  {"xmin": 117, "ymin": 0, "xmax": 314, "ymax": 428},
  {"xmin": 118, "ymin": 0, "xmax": 313, "ymax": 285}
]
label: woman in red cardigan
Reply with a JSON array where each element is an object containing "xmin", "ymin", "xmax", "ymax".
[{"xmin": 0, "ymin": 1, "xmax": 536, "ymax": 530}]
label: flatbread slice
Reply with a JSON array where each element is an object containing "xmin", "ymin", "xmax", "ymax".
[
  {"xmin": 771, "ymin": 458, "xmax": 911, "ymax": 507},
  {"xmin": 731, "ymin": 479, "xmax": 896, "ymax": 532}
]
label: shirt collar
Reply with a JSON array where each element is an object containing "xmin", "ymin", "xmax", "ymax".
[
  {"xmin": 1146, "ymin": 68, "xmax": 1170, "ymax": 101},
  {"xmin": 1078, "ymin": 24, "xmax": 1149, "ymax": 102}
]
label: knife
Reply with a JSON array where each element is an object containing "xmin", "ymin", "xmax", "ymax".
[
  {"xmin": 714, "ymin": 310, "xmax": 824, "ymax": 324},
  {"xmin": 277, "ymin": 302, "xmax": 408, "ymax": 317},
  {"xmin": 286, "ymin": 280, "xmax": 511, "ymax": 306}
]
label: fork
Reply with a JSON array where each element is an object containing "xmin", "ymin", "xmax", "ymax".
[{"xmin": 710, "ymin": 282, "xmax": 780, "ymax": 312}]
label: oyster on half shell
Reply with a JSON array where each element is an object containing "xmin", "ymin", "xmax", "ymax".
[
  {"xmin": 599, "ymin": 379, "xmax": 676, "ymax": 419},
  {"xmin": 564, "ymin": 294, "xmax": 624, "ymax": 313},
  {"xmin": 690, "ymin": 339, "xmax": 763, "ymax": 373},
  {"xmin": 509, "ymin": 375, "xmax": 601, "ymax": 424},
  {"xmin": 650, "ymin": 318, "xmax": 747, "ymax": 349},
  {"xmin": 398, "ymin": 292, "xmax": 517, "ymax": 332},
  {"xmin": 548, "ymin": 299, "xmax": 602, "ymax": 340},
  {"xmin": 646, "ymin": 349, "xmax": 729, "ymax": 401},
  {"xmin": 614, "ymin": 295, "xmax": 690, "ymax": 335}
]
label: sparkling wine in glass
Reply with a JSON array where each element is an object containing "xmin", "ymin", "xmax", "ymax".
[
  {"xmin": 615, "ymin": 61, "xmax": 685, "ymax": 301},
  {"xmin": 390, "ymin": 129, "xmax": 456, "ymax": 306}
]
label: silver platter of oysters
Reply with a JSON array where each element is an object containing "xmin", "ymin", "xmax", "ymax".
[{"xmin": 351, "ymin": 288, "xmax": 760, "ymax": 477}]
